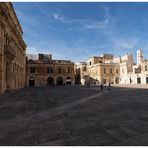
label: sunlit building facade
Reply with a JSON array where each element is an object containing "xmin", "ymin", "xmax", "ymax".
[
  {"xmin": 26, "ymin": 54, "xmax": 75, "ymax": 87},
  {"xmin": 77, "ymin": 50, "xmax": 148, "ymax": 85},
  {"xmin": 0, "ymin": 3, "xmax": 26, "ymax": 94}
]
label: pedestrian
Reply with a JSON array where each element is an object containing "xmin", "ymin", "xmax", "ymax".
[
  {"xmin": 108, "ymin": 83, "xmax": 111, "ymax": 91},
  {"xmin": 100, "ymin": 83, "xmax": 103, "ymax": 90}
]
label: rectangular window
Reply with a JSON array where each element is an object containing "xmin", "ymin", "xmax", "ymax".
[
  {"xmin": 122, "ymin": 69, "xmax": 124, "ymax": 74},
  {"xmin": 110, "ymin": 68, "xmax": 112, "ymax": 74},
  {"xmin": 116, "ymin": 69, "xmax": 118, "ymax": 74},
  {"xmin": 58, "ymin": 68, "xmax": 61, "ymax": 74},
  {"xmin": 30, "ymin": 67, "xmax": 35, "ymax": 73},
  {"xmin": 67, "ymin": 67, "xmax": 71, "ymax": 73},
  {"xmin": 104, "ymin": 68, "xmax": 106, "ymax": 74},
  {"xmin": 137, "ymin": 77, "xmax": 141, "ymax": 84},
  {"xmin": 145, "ymin": 65, "xmax": 148, "ymax": 71},
  {"xmin": 47, "ymin": 68, "xmax": 53, "ymax": 74},
  {"xmin": 83, "ymin": 67, "xmax": 86, "ymax": 71}
]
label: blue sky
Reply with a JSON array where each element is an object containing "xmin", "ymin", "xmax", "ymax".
[{"xmin": 13, "ymin": 2, "xmax": 148, "ymax": 63}]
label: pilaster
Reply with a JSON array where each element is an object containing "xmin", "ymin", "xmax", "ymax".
[{"xmin": 0, "ymin": 23, "xmax": 5, "ymax": 93}]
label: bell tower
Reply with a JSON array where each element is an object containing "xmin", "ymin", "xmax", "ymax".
[{"xmin": 137, "ymin": 50, "xmax": 143, "ymax": 65}]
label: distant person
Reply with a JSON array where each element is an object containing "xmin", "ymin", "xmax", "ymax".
[
  {"xmin": 100, "ymin": 83, "xmax": 103, "ymax": 90},
  {"xmin": 94, "ymin": 82, "xmax": 96, "ymax": 86},
  {"xmin": 87, "ymin": 82, "xmax": 90, "ymax": 87},
  {"xmin": 108, "ymin": 83, "xmax": 111, "ymax": 91}
]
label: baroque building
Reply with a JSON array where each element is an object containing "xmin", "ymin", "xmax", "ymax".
[
  {"xmin": 126, "ymin": 50, "xmax": 148, "ymax": 84},
  {"xmin": 26, "ymin": 54, "xmax": 75, "ymax": 86},
  {"xmin": 76, "ymin": 51, "xmax": 148, "ymax": 85},
  {"xmin": 77, "ymin": 54, "xmax": 122, "ymax": 85},
  {"xmin": 0, "ymin": 3, "xmax": 26, "ymax": 94}
]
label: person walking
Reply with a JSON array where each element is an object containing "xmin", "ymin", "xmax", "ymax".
[
  {"xmin": 100, "ymin": 83, "xmax": 103, "ymax": 90},
  {"xmin": 108, "ymin": 83, "xmax": 111, "ymax": 91}
]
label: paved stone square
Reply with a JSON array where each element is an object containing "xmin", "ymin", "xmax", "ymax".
[{"xmin": 0, "ymin": 85, "xmax": 148, "ymax": 145}]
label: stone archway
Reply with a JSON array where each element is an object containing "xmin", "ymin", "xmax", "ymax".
[
  {"xmin": 56, "ymin": 77, "xmax": 63, "ymax": 85},
  {"xmin": 47, "ymin": 77, "xmax": 54, "ymax": 86},
  {"xmin": 66, "ymin": 76, "xmax": 71, "ymax": 85},
  {"xmin": 29, "ymin": 77, "xmax": 35, "ymax": 87}
]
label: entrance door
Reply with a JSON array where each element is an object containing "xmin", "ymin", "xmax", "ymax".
[
  {"xmin": 29, "ymin": 80, "xmax": 35, "ymax": 87},
  {"xmin": 146, "ymin": 77, "xmax": 148, "ymax": 84},
  {"xmin": 103, "ymin": 79, "xmax": 106, "ymax": 84},
  {"xmin": 66, "ymin": 77, "xmax": 71, "ymax": 85},
  {"xmin": 47, "ymin": 77, "xmax": 54, "ymax": 85},
  {"xmin": 66, "ymin": 81, "xmax": 71, "ymax": 85},
  {"xmin": 137, "ymin": 77, "xmax": 141, "ymax": 84},
  {"xmin": 56, "ymin": 77, "xmax": 63, "ymax": 85}
]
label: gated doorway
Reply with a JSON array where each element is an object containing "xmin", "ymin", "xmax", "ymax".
[
  {"xmin": 146, "ymin": 77, "xmax": 148, "ymax": 84},
  {"xmin": 66, "ymin": 77, "xmax": 71, "ymax": 85},
  {"xmin": 47, "ymin": 77, "xmax": 54, "ymax": 85},
  {"xmin": 29, "ymin": 77, "xmax": 35, "ymax": 87},
  {"xmin": 137, "ymin": 77, "xmax": 141, "ymax": 84},
  {"xmin": 56, "ymin": 77, "xmax": 63, "ymax": 85},
  {"xmin": 103, "ymin": 79, "xmax": 106, "ymax": 84}
]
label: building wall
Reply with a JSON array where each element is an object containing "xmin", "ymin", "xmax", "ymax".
[
  {"xmin": 26, "ymin": 60, "xmax": 75, "ymax": 86},
  {"xmin": 128, "ymin": 59, "xmax": 148, "ymax": 84},
  {"xmin": 0, "ymin": 3, "xmax": 26, "ymax": 94},
  {"xmin": 100, "ymin": 63, "xmax": 120, "ymax": 84},
  {"xmin": 78, "ymin": 62, "xmax": 87, "ymax": 85},
  {"xmin": 77, "ymin": 53, "xmax": 136, "ymax": 85}
]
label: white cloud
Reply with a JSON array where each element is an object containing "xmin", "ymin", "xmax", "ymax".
[
  {"xmin": 52, "ymin": 12, "xmax": 65, "ymax": 22},
  {"xmin": 26, "ymin": 46, "xmax": 40, "ymax": 54},
  {"xmin": 119, "ymin": 43, "xmax": 134, "ymax": 49},
  {"xmin": 52, "ymin": 12, "xmax": 110, "ymax": 29},
  {"xmin": 84, "ymin": 18, "xmax": 109, "ymax": 29}
]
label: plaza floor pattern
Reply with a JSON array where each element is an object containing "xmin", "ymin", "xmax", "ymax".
[{"xmin": 0, "ymin": 85, "xmax": 148, "ymax": 145}]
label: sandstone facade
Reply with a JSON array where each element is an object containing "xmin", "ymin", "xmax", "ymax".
[
  {"xmin": 0, "ymin": 3, "xmax": 26, "ymax": 94},
  {"xmin": 77, "ymin": 50, "xmax": 148, "ymax": 85},
  {"xmin": 27, "ymin": 54, "xmax": 75, "ymax": 86}
]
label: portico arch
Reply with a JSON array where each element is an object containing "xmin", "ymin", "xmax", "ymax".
[
  {"xmin": 47, "ymin": 77, "xmax": 54, "ymax": 85},
  {"xmin": 29, "ymin": 77, "xmax": 35, "ymax": 87},
  {"xmin": 66, "ymin": 76, "xmax": 71, "ymax": 85},
  {"xmin": 56, "ymin": 77, "xmax": 63, "ymax": 85}
]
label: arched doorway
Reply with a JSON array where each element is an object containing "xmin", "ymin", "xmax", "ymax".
[
  {"xmin": 56, "ymin": 77, "xmax": 63, "ymax": 85},
  {"xmin": 66, "ymin": 76, "xmax": 71, "ymax": 85},
  {"xmin": 47, "ymin": 77, "xmax": 54, "ymax": 86},
  {"xmin": 29, "ymin": 77, "xmax": 35, "ymax": 87}
]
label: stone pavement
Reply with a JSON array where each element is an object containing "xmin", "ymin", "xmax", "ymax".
[{"xmin": 0, "ymin": 86, "xmax": 148, "ymax": 145}]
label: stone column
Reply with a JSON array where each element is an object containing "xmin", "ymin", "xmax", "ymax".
[
  {"xmin": 54, "ymin": 77, "xmax": 56, "ymax": 86},
  {"xmin": 6, "ymin": 61, "xmax": 13, "ymax": 89},
  {"xmin": 0, "ymin": 23, "xmax": 5, "ymax": 93}
]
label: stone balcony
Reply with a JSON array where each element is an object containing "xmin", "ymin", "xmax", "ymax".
[{"xmin": 4, "ymin": 45, "xmax": 15, "ymax": 60}]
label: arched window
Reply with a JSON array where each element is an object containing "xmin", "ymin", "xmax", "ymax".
[
  {"xmin": 57, "ymin": 67, "xmax": 62, "ymax": 74},
  {"xmin": 66, "ymin": 67, "xmax": 71, "ymax": 74},
  {"xmin": 56, "ymin": 77, "xmax": 63, "ymax": 85},
  {"xmin": 30, "ymin": 67, "xmax": 35, "ymax": 73},
  {"xmin": 47, "ymin": 67, "xmax": 53, "ymax": 74},
  {"xmin": 29, "ymin": 77, "xmax": 35, "ymax": 87},
  {"xmin": 47, "ymin": 77, "xmax": 54, "ymax": 85}
]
